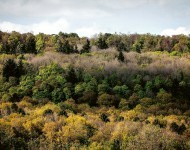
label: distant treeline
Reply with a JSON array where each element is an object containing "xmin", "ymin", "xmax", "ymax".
[{"xmin": 0, "ymin": 31, "xmax": 190, "ymax": 54}]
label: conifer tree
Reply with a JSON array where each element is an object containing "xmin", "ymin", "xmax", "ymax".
[
  {"xmin": 3, "ymin": 59, "xmax": 18, "ymax": 81},
  {"xmin": 117, "ymin": 51, "xmax": 125, "ymax": 62},
  {"xmin": 96, "ymin": 37, "xmax": 108, "ymax": 49},
  {"xmin": 3, "ymin": 59, "xmax": 25, "ymax": 81},
  {"xmin": 81, "ymin": 39, "xmax": 91, "ymax": 53}
]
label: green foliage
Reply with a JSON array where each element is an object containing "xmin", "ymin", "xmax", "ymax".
[
  {"xmin": 156, "ymin": 89, "xmax": 172, "ymax": 103},
  {"xmin": 98, "ymin": 82, "xmax": 111, "ymax": 95},
  {"xmin": 0, "ymin": 31, "xmax": 190, "ymax": 149},
  {"xmin": 56, "ymin": 40, "xmax": 74, "ymax": 54},
  {"xmin": 113, "ymin": 85, "xmax": 130, "ymax": 98},
  {"xmin": 81, "ymin": 39, "xmax": 91, "ymax": 53},
  {"xmin": 17, "ymin": 75, "xmax": 35, "ymax": 97},
  {"xmin": 63, "ymin": 83, "xmax": 73, "ymax": 99},
  {"xmin": 96, "ymin": 35, "xmax": 108, "ymax": 49},
  {"xmin": 2, "ymin": 59, "xmax": 24, "ymax": 81},
  {"xmin": 65, "ymin": 66, "xmax": 78, "ymax": 84},
  {"xmin": 75, "ymin": 83, "xmax": 86, "ymax": 96},
  {"xmin": 36, "ymin": 33, "xmax": 45, "ymax": 53},
  {"xmin": 118, "ymin": 99, "xmax": 130, "ymax": 110},
  {"xmin": 2, "ymin": 93, "xmax": 12, "ymax": 102},
  {"xmin": 140, "ymin": 98, "xmax": 154, "ymax": 107},
  {"xmin": 51, "ymin": 88, "xmax": 65, "ymax": 103},
  {"xmin": 25, "ymin": 33, "xmax": 37, "ymax": 53}
]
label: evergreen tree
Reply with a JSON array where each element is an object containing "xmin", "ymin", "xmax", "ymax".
[
  {"xmin": 17, "ymin": 59, "xmax": 25, "ymax": 76},
  {"xmin": 117, "ymin": 51, "xmax": 125, "ymax": 62},
  {"xmin": 56, "ymin": 40, "xmax": 74, "ymax": 54},
  {"xmin": 65, "ymin": 67, "xmax": 78, "ymax": 84},
  {"xmin": 62, "ymin": 40, "xmax": 73, "ymax": 54},
  {"xmin": 3, "ymin": 59, "xmax": 25, "ymax": 81},
  {"xmin": 25, "ymin": 34, "xmax": 37, "ymax": 53},
  {"xmin": 81, "ymin": 39, "xmax": 91, "ymax": 53},
  {"xmin": 116, "ymin": 42, "xmax": 126, "ymax": 52},
  {"xmin": 96, "ymin": 37, "xmax": 108, "ymax": 49},
  {"xmin": 3, "ymin": 59, "xmax": 18, "ymax": 81}
]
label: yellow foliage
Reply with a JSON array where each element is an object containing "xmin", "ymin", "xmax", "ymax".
[
  {"xmin": 17, "ymin": 100, "xmax": 33, "ymax": 109},
  {"xmin": 8, "ymin": 113, "xmax": 22, "ymax": 120},
  {"xmin": 60, "ymin": 115, "xmax": 88, "ymax": 143},
  {"xmin": 32, "ymin": 102, "xmax": 60, "ymax": 116},
  {"xmin": 11, "ymin": 117, "xmax": 28, "ymax": 134},
  {"xmin": 85, "ymin": 114, "xmax": 103, "ymax": 129},
  {"xmin": 88, "ymin": 142, "xmax": 110, "ymax": 150},
  {"xmin": 0, "ymin": 102, "xmax": 12, "ymax": 116},
  {"xmin": 0, "ymin": 102, "xmax": 12, "ymax": 109},
  {"xmin": 90, "ymin": 122, "xmax": 115, "ymax": 142},
  {"xmin": 111, "ymin": 122, "xmax": 128, "ymax": 141},
  {"xmin": 121, "ymin": 110, "xmax": 139, "ymax": 121},
  {"xmin": 134, "ymin": 104, "xmax": 145, "ymax": 112},
  {"xmin": 0, "ymin": 118, "xmax": 14, "ymax": 137},
  {"xmin": 43, "ymin": 122, "xmax": 58, "ymax": 140},
  {"xmin": 23, "ymin": 116, "xmax": 45, "ymax": 133},
  {"xmin": 164, "ymin": 115, "xmax": 180, "ymax": 124}
]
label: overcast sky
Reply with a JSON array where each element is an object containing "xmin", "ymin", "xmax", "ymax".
[{"xmin": 0, "ymin": 0, "xmax": 190, "ymax": 37}]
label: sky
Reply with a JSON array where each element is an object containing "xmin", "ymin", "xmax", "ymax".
[{"xmin": 0, "ymin": 0, "xmax": 190, "ymax": 37}]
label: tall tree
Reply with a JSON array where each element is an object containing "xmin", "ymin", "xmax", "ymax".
[
  {"xmin": 96, "ymin": 37, "xmax": 108, "ymax": 49},
  {"xmin": 3, "ymin": 59, "xmax": 25, "ymax": 81},
  {"xmin": 25, "ymin": 33, "xmax": 36, "ymax": 53},
  {"xmin": 3, "ymin": 59, "xmax": 18, "ymax": 81}
]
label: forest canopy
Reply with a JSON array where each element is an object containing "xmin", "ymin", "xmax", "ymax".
[{"xmin": 0, "ymin": 31, "xmax": 190, "ymax": 150}]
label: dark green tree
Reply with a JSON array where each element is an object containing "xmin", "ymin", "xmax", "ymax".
[
  {"xmin": 25, "ymin": 34, "xmax": 36, "ymax": 53},
  {"xmin": 56, "ymin": 40, "xmax": 74, "ymax": 54},
  {"xmin": 117, "ymin": 51, "xmax": 125, "ymax": 62},
  {"xmin": 3, "ymin": 59, "xmax": 18, "ymax": 81},
  {"xmin": 116, "ymin": 42, "xmax": 126, "ymax": 52},
  {"xmin": 96, "ymin": 37, "xmax": 108, "ymax": 49},
  {"xmin": 65, "ymin": 67, "xmax": 78, "ymax": 84},
  {"xmin": 62, "ymin": 40, "xmax": 74, "ymax": 54},
  {"xmin": 17, "ymin": 59, "xmax": 25, "ymax": 76},
  {"xmin": 77, "ymin": 91, "xmax": 97, "ymax": 106},
  {"xmin": 81, "ymin": 39, "xmax": 91, "ymax": 53}
]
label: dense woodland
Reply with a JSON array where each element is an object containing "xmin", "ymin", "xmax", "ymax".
[{"xmin": 0, "ymin": 31, "xmax": 190, "ymax": 150}]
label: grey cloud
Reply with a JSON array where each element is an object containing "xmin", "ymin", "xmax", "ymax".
[
  {"xmin": 0, "ymin": 0, "xmax": 183, "ymax": 18},
  {"xmin": 0, "ymin": 0, "xmax": 190, "ymax": 36}
]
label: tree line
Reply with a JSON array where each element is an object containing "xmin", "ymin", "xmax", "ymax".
[{"xmin": 1, "ymin": 31, "xmax": 190, "ymax": 54}]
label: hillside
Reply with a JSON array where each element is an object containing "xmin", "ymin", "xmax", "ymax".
[{"xmin": 0, "ymin": 31, "xmax": 190, "ymax": 150}]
